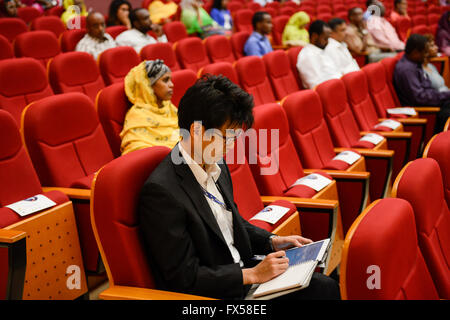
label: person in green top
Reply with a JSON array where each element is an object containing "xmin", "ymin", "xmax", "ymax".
[
  {"xmin": 180, "ymin": 0, "xmax": 224, "ymax": 38},
  {"xmin": 282, "ymin": 11, "xmax": 310, "ymax": 47}
]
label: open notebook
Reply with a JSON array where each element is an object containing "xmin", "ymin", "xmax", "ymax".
[{"xmin": 252, "ymin": 239, "xmax": 331, "ymax": 299}]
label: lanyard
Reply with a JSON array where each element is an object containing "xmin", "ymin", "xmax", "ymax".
[{"xmin": 201, "ymin": 185, "xmax": 228, "ymax": 210}]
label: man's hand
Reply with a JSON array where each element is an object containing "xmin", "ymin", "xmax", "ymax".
[
  {"xmin": 242, "ymin": 251, "xmax": 289, "ymax": 284},
  {"xmin": 271, "ymin": 235, "xmax": 312, "ymax": 251}
]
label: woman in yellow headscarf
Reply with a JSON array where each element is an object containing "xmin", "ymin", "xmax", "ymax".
[
  {"xmin": 120, "ymin": 60, "xmax": 179, "ymax": 156},
  {"xmin": 61, "ymin": 0, "xmax": 88, "ymax": 27},
  {"xmin": 282, "ymin": 11, "xmax": 310, "ymax": 47}
]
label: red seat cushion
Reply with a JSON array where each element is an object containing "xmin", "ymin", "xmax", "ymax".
[
  {"xmin": 14, "ymin": 31, "xmax": 61, "ymax": 67},
  {"xmin": 99, "ymin": 46, "xmax": 141, "ymax": 86},
  {"xmin": 174, "ymin": 37, "xmax": 210, "ymax": 72},
  {"xmin": 0, "ymin": 18, "xmax": 28, "ymax": 42},
  {"xmin": 204, "ymin": 35, "xmax": 235, "ymax": 63}
]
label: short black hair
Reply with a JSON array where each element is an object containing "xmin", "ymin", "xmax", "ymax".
[
  {"xmin": 252, "ymin": 11, "xmax": 269, "ymax": 30},
  {"xmin": 178, "ymin": 75, "xmax": 254, "ymax": 131},
  {"xmin": 405, "ymin": 33, "xmax": 428, "ymax": 55},
  {"xmin": 394, "ymin": 0, "xmax": 404, "ymax": 7},
  {"xmin": 309, "ymin": 20, "xmax": 329, "ymax": 37},
  {"xmin": 328, "ymin": 18, "xmax": 346, "ymax": 31},
  {"xmin": 129, "ymin": 8, "xmax": 146, "ymax": 28},
  {"xmin": 348, "ymin": 7, "xmax": 361, "ymax": 19},
  {"xmin": 366, "ymin": 0, "xmax": 376, "ymax": 8}
]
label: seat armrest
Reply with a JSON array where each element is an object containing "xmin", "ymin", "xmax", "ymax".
[
  {"xmin": 360, "ymin": 131, "xmax": 412, "ymax": 139},
  {"xmin": 303, "ymin": 169, "xmax": 370, "ymax": 180},
  {"xmin": 42, "ymin": 187, "xmax": 91, "ymax": 200},
  {"xmin": 99, "ymin": 285, "xmax": 215, "ymax": 300},
  {"xmin": 393, "ymin": 118, "xmax": 427, "ymax": 125},
  {"xmin": 0, "ymin": 230, "xmax": 26, "ymax": 244},
  {"xmin": 260, "ymin": 197, "xmax": 338, "ymax": 210},
  {"xmin": 334, "ymin": 148, "xmax": 394, "ymax": 158},
  {"xmin": 414, "ymin": 107, "xmax": 440, "ymax": 113}
]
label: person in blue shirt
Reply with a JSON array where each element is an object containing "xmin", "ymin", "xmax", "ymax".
[
  {"xmin": 244, "ymin": 11, "xmax": 273, "ymax": 57},
  {"xmin": 210, "ymin": 0, "xmax": 232, "ymax": 35}
]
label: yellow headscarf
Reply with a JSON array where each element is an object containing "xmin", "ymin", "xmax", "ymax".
[
  {"xmin": 120, "ymin": 61, "xmax": 180, "ymax": 155},
  {"xmin": 61, "ymin": 0, "xmax": 88, "ymax": 26},
  {"xmin": 282, "ymin": 11, "xmax": 310, "ymax": 46}
]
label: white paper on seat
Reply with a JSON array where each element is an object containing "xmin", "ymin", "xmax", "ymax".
[
  {"xmin": 250, "ymin": 205, "xmax": 290, "ymax": 225},
  {"xmin": 359, "ymin": 133, "xmax": 384, "ymax": 145},
  {"xmin": 387, "ymin": 107, "xmax": 417, "ymax": 116},
  {"xmin": 290, "ymin": 174, "xmax": 333, "ymax": 192},
  {"xmin": 375, "ymin": 119, "xmax": 401, "ymax": 130},
  {"xmin": 6, "ymin": 194, "xmax": 57, "ymax": 217},
  {"xmin": 332, "ymin": 150, "xmax": 361, "ymax": 165}
]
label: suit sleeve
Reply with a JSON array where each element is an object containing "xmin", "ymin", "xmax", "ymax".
[{"xmin": 139, "ymin": 181, "xmax": 245, "ymax": 299}]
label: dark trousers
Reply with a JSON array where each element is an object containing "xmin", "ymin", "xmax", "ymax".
[{"xmin": 435, "ymin": 100, "xmax": 450, "ymax": 133}]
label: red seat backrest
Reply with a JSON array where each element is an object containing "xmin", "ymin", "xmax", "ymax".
[
  {"xmin": 0, "ymin": 57, "xmax": 54, "ymax": 125},
  {"xmin": 379, "ymin": 57, "xmax": 402, "ymax": 106},
  {"xmin": 198, "ymin": 62, "xmax": 239, "ymax": 85},
  {"xmin": 230, "ymin": 31, "xmax": 250, "ymax": 59},
  {"xmin": 394, "ymin": 158, "xmax": 450, "ymax": 299},
  {"xmin": 412, "ymin": 14, "xmax": 427, "ymax": 26},
  {"xmin": 0, "ymin": 35, "xmax": 14, "ymax": 60},
  {"xmin": 411, "ymin": 25, "xmax": 431, "ymax": 35},
  {"xmin": 204, "ymin": 35, "xmax": 235, "ymax": 63},
  {"xmin": 99, "ymin": 46, "xmax": 141, "ymax": 86},
  {"xmin": 263, "ymin": 50, "xmax": 300, "ymax": 101},
  {"xmin": 60, "ymin": 29, "xmax": 87, "ymax": 52},
  {"xmin": 162, "ymin": 21, "xmax": 188, "ymax": 43},
  {"xmin": 393, "ymin": 15, "xmax": 412, "ymax": 42},
  {"xmin": 92, "ymin": 146, "xmax": 171, "ymax": 288},
  {"xmin": 234, "ymin": 56, "xmax": 276, "ymax": 106},
  {"xmin": 0, "ymin": 18, "xmax": 28, "ymax": 42},
  {"xmin": 279, "ymin": 7, "xmax": 296, "ymax": 17},
  {"xmin": 31, "ymin": 16, "xmax": 66, "ymax": 38},
  {"xmin": 140, "ymin": 42, "xmax": 180, "ymax": 71},
  {"xmin": 271, "ymin": 15, "xmax": 290, "ymax": 46},
  {"xmin": 48, "ymin": 51, "xmax": 105, "ymax": 102},
  {"xmin": 234, "ymin": 9, "xmax": 253, "ymax": 33},
  {"xmin": 22, "ymin": 92, "xmax": 114, "ymax": 188},
  {"xmin": 17, "ymin": 6, "xmax": 42, "ymax": 24},
  {"xmin": 105, "ymin": 25, "xmax": 128, "ymax": 39},
  {"xmin": 247, "ymin": 2, "xmax": 261, "ymax": 12},
  {"xmin": 171, "ymin": 69, "xmax": 197, "ymax": 107},
  {"xmin": 342, "ymin": 198, "xmax": 439, "ymax": 300},
  {"xmin": 227, "ymin": 1, "xmax": 244, "ymax": 13},
  {"xmin": 174, "ymin": 37, "xmax": 210, "ymax": 72},
  {"xmin": 14, "ymin": 31, "xmax": 61, "ymax": 67},
  {"xmin": 286, "ymin": 46, "xmax": 304, "ymax": 89}
]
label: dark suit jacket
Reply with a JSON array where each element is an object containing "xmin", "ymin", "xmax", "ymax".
[{"xmin": 138, "ymin": 144, "xmax": 274, "ymax": 299}]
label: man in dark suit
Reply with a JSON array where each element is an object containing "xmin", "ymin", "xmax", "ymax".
[{"xmin": 139, "ymin": 75, "xmax": 340, "ymax": 299}]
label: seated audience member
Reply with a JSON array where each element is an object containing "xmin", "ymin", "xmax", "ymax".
[
  {"xmin": 180, "ymin": 0, "xmax": 223, "ymax": 38},
  {"xmin": 394, "ymin": 34, "xmax": 450, "ymax": 133},
  {"xmin": 106, "ymin": 0, "xmax": 132, "ymax": 28},
  {"xmin": 363, "ymin": 0, "xmax": 376, "ymax": 21},
  {"xmin": 116, "ymin": 8, "xmax": 168, "ymax": 54},
  {"xmin": 297, "ymin": 20, "xmax": 341, "ymax": 89},
  {"xmin": 120, "ymin": 60, "xmax": 179, "ymax": 155},
  {"xmin": 282, "ymin": 11, "xmax": 310, "ymax": 47},
  {"xmin": 61, "ymin": 0, "xmax": 88, "ymax": 27},
  {"xmin": 345, "ymin": 7, "xmax": 398, "ymax": 63},
  {"xmin": 325, "ymin": 18, "xmax": 360, "ymax": 75},
  {"xmin": 243, "ymin": 11, "xmax": 273, "ymax": 57},
  {"xmin": 436, "ymin": 11, "xmax": 450, "ymax": 56},
  {"xmin": 210, "ymin": 0, "xmax": 232, "ymax": 35},
  {"xmin": 138, "ymin": 74, "xmax": 341, "ymax": 300},
  {"xmin": 367, "ymin": 1, "xmax": 405, "ymax": 52},
  {"xmin": 423, "ymin": 34, "xmax": 449, "ymax": 92},
  {"xmin": 76, "ymin": 12, "xmax": 117, "ymax": 60},
  {"xmin": 148, "ymin": 0, "xmax": 178, "ymax": 25},
  {"xmin": 390, "ymin": 0, "xmax": 410, "ymax": 25},
  {"xmin": 0, "ymin": 0, "xmax": 18, "ymax": 17}
]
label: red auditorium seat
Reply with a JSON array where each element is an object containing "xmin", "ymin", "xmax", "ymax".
[
  {"xmin": 140, "ymin": 42, "xmax": 181, "ymax": 71},
  {"xmin": 234, "ymin": 9, "xmax": 254, "ymax": 33},
  {"xmin": 0, "ymin": 109, "xmax": 88, "ymax": 300},
  {"xmin": 204, "ymin": 35, "xmax": 235, "ymax": 63},
  {"xmin": 265, "ymin": 2, "xmax": 279, "ymax": 11},
  {"xmin": 230, "ymin": 31, "xmax": 250, "ymax": 59},
  {"xmin": 392, "ymin": 158, "xmax": 450, "ymax": 299},
  {"xmin": 0, "ymin": 18, "xmax": 28, "ymax": 42},
  {"xmin": 96, "ymin": 82, "xmax": 132, "ymax": 157},
  {"xmin": 22, "ymin": 92, "xmax": 115, "ymax": 272},
  {"xmin": 271, "ymin": 15, "xmax": 290, "ymax": 46},
  {"xmin": 198, "ymin": 62, "xmax": 239, "ymax": 85},
  {"xmin": 246, "ymin": 2, "xmax": 261, "ymax": 12},
  {"xmin": 315, "ymin": 79, "xmax": 394, "ymax": 200},
  {"xmin": 412, "ymin": 14, "xmax": 427, "ymax": 26},
  {"xmin": 98, "ymin": 46, "xmax": 141, "ymax": 86},
  {"xmin": 0, "ymin": 58, "xmax": 53, "ymax": 125},
  {"xmin": 48, "ymin": 51, "xmax": 105, "ymax": 102},
  {"xmin": 31, "ymin": 16, "xmax": 66, "ymax": 38},
  {"xmin": 60, "ymin": 29, "xmax": 87, "ymax": 52},
  {"xmin": 45, "ymin": 5, "xmax": 64, "ymax": 16},
  {"xmin": 411, "ymin": 25, "xmax": 432, "ymax": 35},
  {"xmin": 227, "ymin": 1, "xmax": 244, "ymax": 14},
  {"xmin": 278, "ymin": 7, "xmax": 296, "ymax": 17},
  {"xmin": 0, "ymin": 35, "xmax": 14, "ymax": 60},
  {"xmin": 17, "ymin": 6, "xmax": 41, "ymax": 24},
  {"xmin": 174, "ymin": 37, "xmax": 210, "ymax": 72},
  {"xmin": 286, "ymin": 46, "xmax": 304, "ymax": 89},
  {"xmin": 427, "ymin": 13, "xmax": 441, "ymax": 26},
  {"xmin": 263, "ymin": 50, "xmax": 301, "ymax": 100},
  {"xmin": 341, "ymin": 198, "xmax": 439, "ymax": 300},
  {"xmin": 234, "ymin": 56, "xmax": 276, "ymax": 106},
  {"xmin": 14, "ymin": 31, "xmax": 61, "ymax": 67},
  {"xmin": 105, "ymin": 25, "xmax": 128, "ymax": 39},
  {"xmin": 90, "ymin": 146, "xmax": 210, "ymax": 300},
  {"xmin": 171, "ymin": 69, "xmax": 197, "ymax": 107},
  {"xmin": 162, "ymin": 21, "xmax": 188, "ymax": 43},
  {"xmin": 392, "ymin": 15, "xmax": 411, "ymax": 42}
]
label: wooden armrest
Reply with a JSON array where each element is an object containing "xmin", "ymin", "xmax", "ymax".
[
  {"xmin": 42, "ymin": 187, "xmax": 91, "ymax": 200},
  {"xmin": 334, "ymin": 148, "xmax": 394, "ymax": 158},
  {"xmin": 0, "ymin": 230, "xmax": 26, "ymax": 244},
  {"xmin": 367, "ymin": 131, "xmax": 412, "ymax": 139},
  {"xmin": 430, "ymin": 57, "xmax": 446, "ymax": 63},
  {"xmin": 99, "ymin": 285, "xmax": 215, "ymax": 300},
  {"xmin": 272, "ymin": 45, "xmax": 288, "ymax": 50},
  {"xmin": 394, "ymin": 118, "xmax": 427, "ymax": 125},
  {"xmin": 303, "ymin": 169, "xmax": 370, "ymax": 180},
  {"xmin": 260, "ymin": 196, "xmax": 338, "ymax": 210},
  {"xmin": 414, "ymin": 107, "xmax": 440, "ymax": 113}
]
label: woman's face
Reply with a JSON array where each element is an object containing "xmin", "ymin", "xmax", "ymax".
[
  {"xmin": 152, "ymin": 72, "xmax": 174, "ymax": 102},
  {"xmin": 427, "ymin": 40, "xmax": 438, "ymax": 59},
  {"xmin": 117, "ymin": 4, "xmax": 130, "ymax": 22}
]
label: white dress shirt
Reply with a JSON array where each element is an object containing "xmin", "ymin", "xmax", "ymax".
[
  {"xmin": 115, "ymin": 28, "xmax": 168, "ymax": 54},
  {"xmin": 297, "ymin": 44, "xmax": 342, "ymax": 89},
  {"xmin": 75, "ymin": 33, "xmax": 117, "ymax": 60},
  {"xmin": 179, "ymin": 143, "xmax": 244, "ymax": 267},
  {"xmin": 324, "ymin": 38, "xmax": 360, "ymax": 75}
]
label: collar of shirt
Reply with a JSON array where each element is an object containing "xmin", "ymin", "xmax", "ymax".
[
  {"xmin": 327, "ymin": 37, "xmax": 347, "ymax": 49},
  {"xmin": 305, "ymin": 43, "xmax": 324, "ymax": 54},
  {"xmin": 251, "ymin": 31, "xmax": 268, "ymax": 42},
  {"xmin": 128, "ymin": 28, "xmax": 153, "ymax": 40},
  {"xmin": 85, "ymin": 33, "xmax": 112, "ymax": 43},
  {"xmin": 179, "ymin": 142, "xmax": 221, "ymax": 188}
]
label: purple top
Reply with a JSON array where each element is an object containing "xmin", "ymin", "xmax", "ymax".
[
  {"xmin": 393, "ymin": 55, "xmax": 450, "ymax": 106},
  {"xmin": 436, "ymin": 11, "xmax": 450, "ymax": 56}
]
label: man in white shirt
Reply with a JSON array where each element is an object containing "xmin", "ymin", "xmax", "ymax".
[
  {"xmin": 297, "ymin": 20, "xmax": 342, "ymax": 89},
  {"xmin": 115, "ymin": 8, "xmax": 168, "ymax": 54},
  {"xmin": 324, "ymin": 18, "xmax": 360, "ymax": 75},
  {"xmin": 75, "ymin": 12, "xmax": 117, "ymax": 60}
]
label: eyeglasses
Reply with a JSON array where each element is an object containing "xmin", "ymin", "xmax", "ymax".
[{"xmin": 212, "ymin": 130, "xmax": 243, "ymax": 145}]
